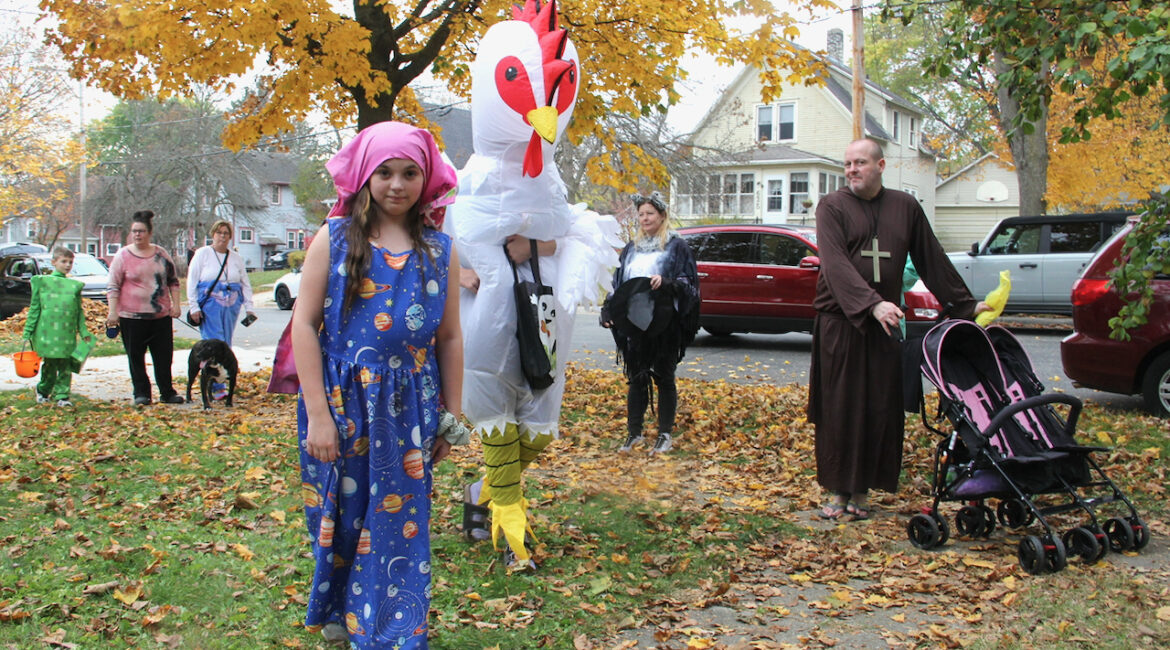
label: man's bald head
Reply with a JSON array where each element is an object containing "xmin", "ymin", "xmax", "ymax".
[{"xmin": 843, "ymin": 139, "xmax": 886, "ymax": 200}]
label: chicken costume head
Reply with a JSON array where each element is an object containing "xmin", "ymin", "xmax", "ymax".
[
  {"xmin": 473, "ymin": 0, "xmax": 578, "ymax": 178},
  {"xmin": 456, "ymin": 0, "xmax": 580, "ymax": 244}
]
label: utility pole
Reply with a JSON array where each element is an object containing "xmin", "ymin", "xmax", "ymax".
[
  {"xmin": 79, "ymin": 81, "xmax": 87, "ymax": 253},
  {"xmin": 851, "ymin": 0, "xmax": 865, "ymax": 140}
]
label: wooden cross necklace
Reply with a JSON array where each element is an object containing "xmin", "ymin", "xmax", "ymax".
[{"xmin": 859, "ymin": 194, "xmax": 889, "ymax": 282}]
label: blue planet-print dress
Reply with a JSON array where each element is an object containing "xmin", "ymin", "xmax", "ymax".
[{"xmin": 299, "ymin": 218, "xmax": 450, "ymax": 649}]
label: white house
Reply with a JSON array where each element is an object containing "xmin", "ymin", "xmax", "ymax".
[
  {"xmin": 680, "ymin": 30, "xmax": 937, "ymax": 225},
  {"xmin": 177, "ymin": 152, "xmax": 314, "ymax": 270}
]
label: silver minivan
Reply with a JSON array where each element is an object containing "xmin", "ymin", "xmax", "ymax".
[{"xmin": 946, "ymin": 212, "xmax": 1130, "ymax": 315}]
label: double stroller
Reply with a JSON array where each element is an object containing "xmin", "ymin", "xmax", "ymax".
[{"xmin": 907, "ymin": 319, "xmax": 1148, "ymax": 574}]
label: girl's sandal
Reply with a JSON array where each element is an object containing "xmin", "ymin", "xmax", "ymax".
[
  {"xmin": 845, "ymin": 503, "xmax": 871, "ymax": 521},
  {"xmin": 816, "ymin": 503, "xmax": 847, "ymax": 520}
]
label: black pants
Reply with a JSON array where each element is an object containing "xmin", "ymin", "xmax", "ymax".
[
  {"xmin": 120, "ymin": 316, "xmax": 177, "ymax": 400},
  {"xmin": 627, "ymin": 358, "xmax": 678, "ymax": 437}
]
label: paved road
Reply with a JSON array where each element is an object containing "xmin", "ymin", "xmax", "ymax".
[{"xmin": 180, "ymin": 304, "xmax": 1148, "ymax": 415}]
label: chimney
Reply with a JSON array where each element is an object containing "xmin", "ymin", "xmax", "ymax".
[{"xmin": 827, "ymin": 28, "xmax": 844, "ymax": 64}]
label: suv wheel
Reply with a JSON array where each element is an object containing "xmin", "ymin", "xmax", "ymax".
[
  {"xmin": 275, "ymin": 285, "xmax": 294, "ymax": 311},
  {"xmin": 1142, "ymin": 351, "xmax": 1170, "ymax": 417}
]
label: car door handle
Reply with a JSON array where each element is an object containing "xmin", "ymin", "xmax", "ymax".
[
  {"xmin": 1018, "ymin": 263, "xmax": 1038, "ymax": 269},
  {"xmin": 756, "ymin": 274, "xmax": 773, "ymax": 280},
  {"xmin": 697, "ymin": 272, "xmax": 708, "ymax": 278}
]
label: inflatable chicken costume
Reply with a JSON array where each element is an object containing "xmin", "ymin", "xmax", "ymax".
[{"xmin": 449, "ymin": 0, "xmax": 621, "ymax": 570}]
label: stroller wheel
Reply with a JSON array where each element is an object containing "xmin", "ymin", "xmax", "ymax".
[
  {"xmin": 1018, "ymin": 535, "xmax": 1047, "ymax": 575},
  {"xmin": 1062, "ymin": 527, "xmax": 1103, "ymax": 564},
  {"xmin": 933, "ymin": 512, "xmax": 951, "ymax": 546},
  {"xmin": 978, "ymin": 504, "xmax": 997, "ymax": 536},
  {"xmin": 956, "ymin": 506, "xmax": 986, "ymax": 537},
  {"xmin": 997, "ymin": 498, "xmax": 1034, "ymax": 529},
  {"xmin": 1127, "ymin": 516, "xmax": 1150, "ymax": 551},
  {"xmin": 1104, "ymin": 517, "xmax": 1136, "ymax": 552},
  {"xmin": 1042, "ymin": 534, "xmax": 1067, "ymax": 573},
  {"xmin": 907, "ymin": 513, "xmax": 943, "ymax": 550}
]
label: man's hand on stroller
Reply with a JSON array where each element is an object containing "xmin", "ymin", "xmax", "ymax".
[{"xmin": 973, "ymin": 301, "xmax": 992, "ymax": 317}]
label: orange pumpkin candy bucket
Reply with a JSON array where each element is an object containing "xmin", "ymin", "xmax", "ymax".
[{"xmin": 13, "ymin": 343, "xmax": 41, "ymax": 378}]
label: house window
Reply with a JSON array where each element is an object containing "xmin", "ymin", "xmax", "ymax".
[
  {"xmin": 892, "ymin": 110, "xmax": 900, "ymax": 142},
  {"xmin": 766, "ymin": 179, "xmax": 784, "ymax": 212},
  {"xmin": 676, "ymin": 174, "xmax": 713, "ymax": 217},
  {"xmin": 777, "ymin": 103, "xmax": 795, "ymax": 141},
  {"xmin": 720, "ymin": 173, "xmax": 755, "ymax": 217},
  {"xmin": 86, "ymin": 243, "xmax": 97, "ymax": 256},
  {"xmin": 757, "ymin": 105, "xmax": 773, "ymax": 141},
  {"xmin": 903, "ymin": 186, "xmax": 919, "ymax": 199},
  {"xmin": 819, "ymin": 172, "xmax": 845, "ymax": 197},
  {"xmin": 26, "ymin": 222, "xmax": 37, "ymax": 239},
  {"xmin": 287, "ymin": 230, "xmax": 297, "ymax": 249},
  {"xmin": 270, "ymin": 185, "xmax": 282, "ymax": 205},
  {"xmin": 755, "ymin": 102, "xmax": 795, "ymax": 142},
  {"xmin": 297, "ymin": 231, "xmax": 306, "ymax": 250},
  {"xmin": 106, "ymin": 243, "xmax": 121, "ymax": 255},
  {"xmin": 909, "ymin": 118, "xmax": 918, "ymax": 148},
  {"xmin": 238, "ymin": 227, "xmax": 254, "ymax": 243},
  {"xmin": 66, "ymin": 243, "xmax": 79, "ymax": 252},
  {"xmin": 789, "ymin": 173, "xmax": 810, "ymax": 214}
]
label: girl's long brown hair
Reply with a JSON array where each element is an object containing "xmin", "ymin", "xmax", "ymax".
[{"xmin": 341, "ymin": 185, "xmax": 436, "ymax": 313}]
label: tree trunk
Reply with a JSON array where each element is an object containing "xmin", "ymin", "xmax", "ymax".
[{"xmin": 995, "ymin": 53, "xmax": 1048, "ymax": 216}]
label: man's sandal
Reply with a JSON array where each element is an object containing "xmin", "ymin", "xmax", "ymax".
[
  {"xmin": 816, "ymin": 503, "xmax": 847, "ymax": 520},
  {"xmin": 845, "ymin": 503, "xmax": 871, "ymax": 521}
]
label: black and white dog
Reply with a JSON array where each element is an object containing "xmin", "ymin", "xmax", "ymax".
[{"xmin": 186, "ymin": 339, "xmax": 239, "ymax": 409}]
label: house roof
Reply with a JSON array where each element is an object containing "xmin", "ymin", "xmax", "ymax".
[
  {"xmin": 424, "ymin": 103, "xmax": 473, "ymax": 168},
  {"xmin": 734, "ymin": 144, "xmax": 841, "ymax": 166},
  {"xmin": 822, "ymin": 75, "xmax": 891, "ymax": 141},
  {"xmin": 238, "ymin": 152, "xmax": 299, "ymax": 185},
  {"xmin": 936, "ymin": 152, "xmax": 1001, "ymax": 189}
]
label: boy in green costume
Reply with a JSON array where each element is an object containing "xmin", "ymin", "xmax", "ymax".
[{"xmin": 22, "ymin": 247, "xmax": 94, "ymax": 406}]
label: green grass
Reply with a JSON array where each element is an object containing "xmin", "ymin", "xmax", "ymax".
[
  {"xmin": 247, "ymin": 270, "xmax": 290, "ymax": 291},
  {"xmin": 0, "ymin": 333, "xmax": 194, "ymax": 358}
]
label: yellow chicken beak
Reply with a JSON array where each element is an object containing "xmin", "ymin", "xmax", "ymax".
[{"xmin": 527, "ymin": 106, "xmax": 559, "ymax": 144}]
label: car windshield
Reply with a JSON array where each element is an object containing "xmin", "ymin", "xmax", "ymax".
[{"xmin": 33, "ymin": 254, "xmax": 108, "ymax": 276}]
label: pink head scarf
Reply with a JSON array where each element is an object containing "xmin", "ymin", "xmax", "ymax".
[{"xmin": 325, "ymin": 121, "xmax": 458, "ymax": 228}]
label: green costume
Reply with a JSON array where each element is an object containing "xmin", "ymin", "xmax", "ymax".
[{"xmin": 22, "ymin": 270, "xmax": 91, "ymax": 401}]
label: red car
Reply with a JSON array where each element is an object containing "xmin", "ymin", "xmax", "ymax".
[
  {"xmin": 678, "ymin": 224, "xmax": 819, "ymax": 336},
  {"xmin": 1060, "ymin": 219, "xmax": 1170, "ymax": 417}
]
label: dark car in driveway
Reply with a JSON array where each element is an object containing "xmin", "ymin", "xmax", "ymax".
[
  {"xmin": 264, "ymin": 250, "xmax": 290, "ymax": 271},
  {"xmin": 1060, "ymin": 218, "xmax": 1170, "ymax": 417},
  {"xmin": 677, "ymin": 224, "xmax": 819, "ymax": 336},
  {"xmin": 0, "ymin": 251, "xmax": 110, "ymax": 319}
]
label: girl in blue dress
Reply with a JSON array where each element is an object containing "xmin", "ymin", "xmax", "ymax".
[{"xmin": 292, "ymin": 122, "xmax": 463, "ymax": 648}]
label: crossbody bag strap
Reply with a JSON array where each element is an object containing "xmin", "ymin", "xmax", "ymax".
[{"xmin": 198, "ymin": 250, "xmax": 229, "ymax": 310}]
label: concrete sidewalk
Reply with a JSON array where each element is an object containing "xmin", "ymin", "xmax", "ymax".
[{"xmin": 1, "ymin": 346, "xmax": 277, "ymax": 404}]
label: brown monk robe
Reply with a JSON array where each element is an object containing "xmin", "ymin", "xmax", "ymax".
[{"xmin": 808, "ymin": 186, "xmax": 977, "ymax": 496}]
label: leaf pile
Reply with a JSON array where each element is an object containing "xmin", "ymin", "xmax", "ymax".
[
  {"xmin": 0, "ymin": 298, "xmax": 109, "ymax": 337},
  {"xmin": 1, "ymin": 364, "xmax": 1167, "ymax": 649}
]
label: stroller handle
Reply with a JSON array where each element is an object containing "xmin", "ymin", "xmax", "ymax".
[{"xmin": 978, "ymin": 393, "xmax": 1082, "ymax": 441}]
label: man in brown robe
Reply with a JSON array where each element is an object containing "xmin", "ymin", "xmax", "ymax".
[{"xmin": 808, "ymin": 139, "xmax": 988, "ymax": 520}]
